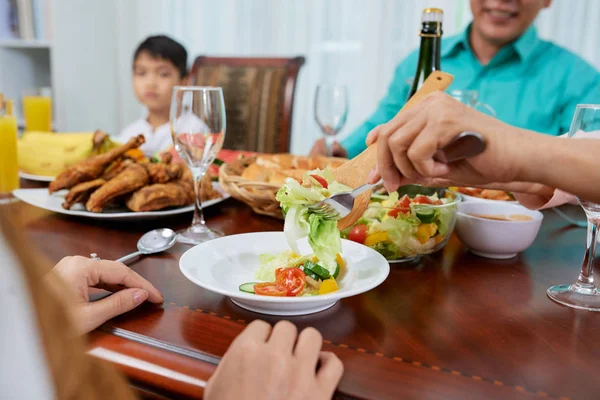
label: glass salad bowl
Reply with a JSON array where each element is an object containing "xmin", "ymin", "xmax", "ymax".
[{"xmin": 341, "ymin": 185, "xmax": 461, "ymax": 262}]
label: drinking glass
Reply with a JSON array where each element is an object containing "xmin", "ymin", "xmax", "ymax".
[
  {"xmin": 547, "ymin": 104, "xmax": 600, "ymax": 311},
  {"xmin": 170, "ymin": 86, "xmax": 226, "ymax": 245},
  {"xmin": 22, "ymin": 87, "xmax": 52, "ymax": 132},
  {"xmin": 449, "ymin": 90, "xmax": 496, "ymax": 117},
  {"xmin": 314, "ymin": 84, "xmax": 349, "ymax": 157}
]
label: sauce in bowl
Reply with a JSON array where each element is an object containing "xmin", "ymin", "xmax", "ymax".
[{"xmin": 469, "ymin": 213, "xmax": 533, "ymax": 222}]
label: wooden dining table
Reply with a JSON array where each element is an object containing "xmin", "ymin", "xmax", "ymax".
[{"xmin": 11, "ymin": 178, "xmax": 600, "ymax": 400}]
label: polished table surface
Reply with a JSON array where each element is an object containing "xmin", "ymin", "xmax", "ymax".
[{"xmin": 11, "ymin": 179, "xmax": 600, "ymax": 400}]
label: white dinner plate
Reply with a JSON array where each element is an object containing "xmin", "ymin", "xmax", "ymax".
[
  {"xmin": 12, "ymin": 183, "xmax": 230, "ymax": 221},
  {"xmin": 179, "ymin": 232, "xmax": 390, "ymax": 316},
  {"xmin": 19, "ymin": 171, "xmax": 55, "ymax": 182}
]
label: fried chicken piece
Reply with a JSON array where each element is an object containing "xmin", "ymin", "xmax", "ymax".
[
  {"xmin": 145, "ymin": 162, "xmax": 184, "ymax": 184},
  {"xmin": 49, "ymin": 135, "xmax": 145, "ymax": 193},
  {"xmin": 62, "ymin": 179, "xmax": 106, "ymax": 210},
  {"xmin": 126, "ymin": 168, "xmax": 220, "ymax": 212},
  {"xmin": 179, "ymin": 167, "xmax": 221, "ymax": 201},
  {"xmin": 101, "ymin": 159, "xmax": 132, "ymax": 180},
  {"xmin": 86, "ymin": 163, "xmax": 149, "ymax": 212},
  {"xmin": 126, "ymin": 181, "xmax": 195, "ymax": 212}
]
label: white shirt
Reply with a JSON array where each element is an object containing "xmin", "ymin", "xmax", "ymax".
[
  {"xmin": 117, "ymin": 118, "xmax": 173, "ymax": 156},
  {"xmin": 117, "ymin": 113, "xmax": 211, "ymax": 157},
  {"xmin": 0, "ymin": 234, "xmax": 55, "ymax": 399}
]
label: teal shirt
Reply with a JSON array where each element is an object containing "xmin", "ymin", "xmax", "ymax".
[{"xmin": 342, "ymin": 25, "xmax": 600, "ymax": 158}]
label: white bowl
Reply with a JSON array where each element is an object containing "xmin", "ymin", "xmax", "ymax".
[
  {"xmin": 455, "ymin": 202, "xmax": 543, "ymax": 259},
  {"xmin": 179, "ymin": 232, "xmax": 390, "ymax": 316}
]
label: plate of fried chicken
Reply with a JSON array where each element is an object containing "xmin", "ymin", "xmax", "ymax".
[{"xmin": 13, "ymin": 135, "xmax": 229, "ymax": 220}]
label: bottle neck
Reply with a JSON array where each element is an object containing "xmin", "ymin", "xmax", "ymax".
[{"xmin": 408, "ymin": 23, "xmax": 442, "ymax": 99}]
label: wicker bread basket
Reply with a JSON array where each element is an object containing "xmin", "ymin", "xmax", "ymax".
[{"xmin": 218, "ymin": 155, "xmax": 345, "ymax": 219}]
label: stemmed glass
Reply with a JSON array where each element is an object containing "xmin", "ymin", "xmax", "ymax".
[
  {"xmin": 170, "ymin": 86, "xmax": 226, "ymax": 245},
  {"xmin": 314, "ymin": 84, "xmax": 349, "ymax": 157},
  {"xmin": 547, "ymin": 104, "xmax": 600, "ymax": 310}
]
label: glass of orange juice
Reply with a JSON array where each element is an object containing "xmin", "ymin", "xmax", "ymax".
[
  {"xmin": 23, "ymin": 87, "xmax": 53, "ymax": 132},
  {"xmin": 0, "ymin": 107, "xmax": 19, "ymax": 203}
]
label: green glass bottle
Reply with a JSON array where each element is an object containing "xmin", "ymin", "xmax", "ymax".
[{"xmin": 408, "ymin": 8, "xmax": 443, "ymax": 99}]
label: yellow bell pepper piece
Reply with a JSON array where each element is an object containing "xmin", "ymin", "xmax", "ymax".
[
  {"xmin": 311, "ymin": 256, "xmax": 319, "ymax": 263},
  {"xmin": 319, "ymin": 278, "xmax": 339, "ymax": 294},
  {"xmin": 415, "ymin": 223, "xmax": 438, "ymax": 244},
  {"xmin": 364, "ymin": 231, "xmax": 389, "ymax": 247},
  {"xmin": 335, "ymin": 253, "xmax": 345, "ymax": 270}
]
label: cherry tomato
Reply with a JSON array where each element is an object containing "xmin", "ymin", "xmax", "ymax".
[
  {"xmin": 348, "ymin": 224, "xmax": 368, "ymax": 244},
  {"xmin": 413, "ymin": 195, "xmax": 434, "ymax": 205},
  {"xmin": 275, "ymin": 268, "xmax": 306, "ymax": 297},
  {"xmin": 310, "ymin": 174, "xmax": 328, "ymax": 188},
  {"xmin": 253, "ymin": 282, "xmax": 288, "ymax": 296}
]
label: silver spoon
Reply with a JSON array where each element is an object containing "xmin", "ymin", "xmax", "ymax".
[{"xmin": 113, "ymin": 228, "xmax": 177, "ymax": 264}]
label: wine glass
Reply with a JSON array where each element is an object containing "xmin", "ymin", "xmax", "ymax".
[
  {"xmin": 547, "ymin": 104, "xmax": 600, "ymax": 311},
  {"xmin": 314, "ymin": 84, "xmax": 349, "ymax": 157},
  {"xmin": 170, "ymin": 86, "xmax": 226, "ymax": 245},
  {"xmin": 449, "ymin": 89, "xmax": 496, "ymax": 117}
]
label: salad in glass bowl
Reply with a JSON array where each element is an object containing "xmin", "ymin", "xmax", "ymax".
[{"xmin": 341, "ymin": 186, "xmax": 461, "ymax": 262}]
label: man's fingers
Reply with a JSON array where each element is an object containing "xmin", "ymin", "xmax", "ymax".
[
  {"xmin": 79, "ymin": 288, "xmax": 148, "ymax": 333},
  {"xmin": 406, "ymin": 123, "xmax": 450, "ymax": 178},
  {"xmin": 366, "ymin": 126, "xmax": 381, "ymax": 146},
  {"xmin": 377, "ymin": 128, "xmax": 402, "ymax": 192},
  {"xmin": 87, "ymin": 260, "xmax": 163, "ymax": 304},
  {"xmin": 387, "ymin": 110, "xmax": 428, "ymax": 181},
  {"xmin": 316, "ymin": 352, "xmax": 344, "ymax": 395}
]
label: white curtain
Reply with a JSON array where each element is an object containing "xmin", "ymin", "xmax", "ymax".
[{"xmin": 112, "ymin": 0, "xmax": 599, "ymax": 154}]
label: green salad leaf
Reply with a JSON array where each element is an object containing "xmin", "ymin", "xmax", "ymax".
[{"xmin": 276, "ymin": 169, "xmax": 351, "ymax": 273}]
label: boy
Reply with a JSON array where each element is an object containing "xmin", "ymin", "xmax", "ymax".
[{"xmin": 118, "ymin": 35, "xmax": 188, "ymax": 156}]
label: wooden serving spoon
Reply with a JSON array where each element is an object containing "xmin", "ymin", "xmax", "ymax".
[{"xmin": 333, "ymin": 70, "xmax": 454, "ymax": 230}]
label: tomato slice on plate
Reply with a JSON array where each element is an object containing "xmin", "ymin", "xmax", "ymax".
[
  {"xmin": 310, "ymin": 174, "xmax": 328, "ymax": 189},
  {"xmin": 253, "ymin": 282, "xmax": 288, "ymax": 297},
  {"xmin": 275, "ymin": 268, "xmax": 306, "ymax": 296},
  {"xmin": 348, "ymin": 224, "xmax": 368, "ymax": 244}
]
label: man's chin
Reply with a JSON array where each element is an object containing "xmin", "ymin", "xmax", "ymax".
[{"xmin": 477, "ymin": 27, "xmax": 523, "ymax": 46}]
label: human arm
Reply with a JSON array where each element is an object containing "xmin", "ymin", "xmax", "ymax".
[{"xmin": 367, "ymin": 92, "xmax": 600, "ymax": 204}]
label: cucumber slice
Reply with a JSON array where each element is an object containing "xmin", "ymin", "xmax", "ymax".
[
  {"xmin": 415, "ymin": 206, "xmax": 436, "ymax": 223},
  {"xmin": 303, "ymin": 261, "xmax": 331, "ymax": 280},
  {"xmin": 239, "ymin": 282, "xmax": 259, "ymax": 294},
  {"xmin": 333, "ymin": 264, "xmax": 340, "ymax": 279}
]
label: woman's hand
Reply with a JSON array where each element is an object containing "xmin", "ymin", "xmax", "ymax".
[
  {"xmin": 366, "ymin": 92, "xmax": 535, "ymax": 192},
  {"xmin": 48, "ymin": 256, "xmax": 164, "ymax": 334},
  {"xmin": 205, "ymin": 320, "xmax": 344, "ymax": 400}
]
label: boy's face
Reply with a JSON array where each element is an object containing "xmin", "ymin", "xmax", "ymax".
[{"xmin": 133, "ymin": 51, "xmax": 185, "ymax": 114}]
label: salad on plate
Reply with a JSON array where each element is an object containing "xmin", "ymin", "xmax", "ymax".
[{"xmin": 239, "ymin": 169, "xmax": 351, "ymax": 297}]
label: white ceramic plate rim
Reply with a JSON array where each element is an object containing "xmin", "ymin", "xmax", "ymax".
[
  {"xmin": 19, "ymin": 171, "xmax": 55, "ymax": 182},
  {"xmin": 179, "ymin": 232, "xmax": 390, "ymax": 303},
  {"xmin": 12, "ymin": 183, "xmax": 229, "ymax": 219}
]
